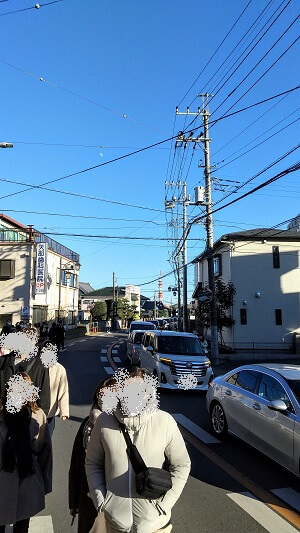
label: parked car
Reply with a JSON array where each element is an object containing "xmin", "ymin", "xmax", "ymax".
[
  {"xmin": 127, "ymin": 321, "xmax": 156, "ymax": 335},
  {"xmin": 126, "ymin": 330, "xmax": 145, "ymax": 366},
  {"xmin": 139, "ymin": 330, "xmax": 213, "ymax": 390},
  {"xmin": 206, "ymin": 364, "xmax": 300, "ymax": 477}
]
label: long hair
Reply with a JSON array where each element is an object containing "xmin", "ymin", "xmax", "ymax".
[{"xmin": 1, "ymin": 373, "xmax": 38, "ymax": 478}]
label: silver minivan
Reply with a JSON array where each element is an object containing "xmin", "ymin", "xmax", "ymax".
[{"xmin": 139, "ymin": 331, "xmax": 213, "ymax": 390}]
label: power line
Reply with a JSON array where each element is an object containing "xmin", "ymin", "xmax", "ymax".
[
  {"xmin": 177, "ymin": 0, "xmax": 253, "ymax": 106},
  {"xmin": 0, "ymin": 0, "xmax": 63, "ymax": 16},
  {"xmin": 0, "ymin": 178, "xmax": 166, "ymax": 212},
  {"xmin": 212, "ymin": 33, "xmax": 300, "ymax": 120},
  {"xmin": 0, "ymin": 207, "xmax": 166, "ymax": 224},
  {"xmin": 40, "ymin": 231, "xmax": 202, "ymax": 241},
  {"xmin": 208, "ymin": 0, "xmax": 291, "ymax": 99}
]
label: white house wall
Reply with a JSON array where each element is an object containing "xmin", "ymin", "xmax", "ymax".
[{"xmin": 231, "ymin": 240, "xmax": 300, "ymax": 347}]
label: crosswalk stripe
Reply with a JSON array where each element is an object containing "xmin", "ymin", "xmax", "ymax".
[
  {"xmin": 104, "ymin": 367, "xmax": 115, "ymax": 375},
  {"xmin": 271, "ymin": 488, "xmax": 300, "ymax": 513},
  {"xmin": 172, "ymin": 413, "xmax": 221, "ymax": 444},
  {"xmin": 101, "ymin": 349, "xmax": 107, "ymax": 353},
  {"xmin": 100, "ymin": 356, "xmax": 107, "ymax": 362},
  {"xmin": 112, "ymin": 349, "xmax": 118, "ymax": 354},
  {"xmin": 228, "ymin": 492, "xmax": 299, "ymax": 533},
  {"xmin": 113, "ymin": 357, "xmax": 121, "ymax": 362},
  {"xmin": 114, "ymin": 345, "xmax": 120, "ymax": 348},
  {"xmin": 68, "ymin": 343, "xmax": 75, "ymax": 346},
  {"xmin": 5, "ymin": 516, "xmax": 55, "ymax": 533}
]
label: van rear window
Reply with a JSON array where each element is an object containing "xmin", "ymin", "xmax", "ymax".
[
  {"xmin": 131, "ymin": 323, "xmax": 154, "ymax": 331},
  {"xmin": 157, "ymin": 335, "xmax": 202, "ymax": 355}
]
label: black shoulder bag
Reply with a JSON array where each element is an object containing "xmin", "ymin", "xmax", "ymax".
[{"xmin": 120, "ymin": 423, "xmax": 172, "ymax": 499}]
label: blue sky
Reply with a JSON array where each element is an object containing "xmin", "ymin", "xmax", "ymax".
[{"xmin": 1, "ymin": 0, "xmax": 299, "ymax": 303}]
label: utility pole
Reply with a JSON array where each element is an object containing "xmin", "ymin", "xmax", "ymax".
[
  {"xmin": 112, "ymin": 271, "xmax": 116, "ymax": 331},
  {"xmin": 202, "ymin": 98, "xmax": 219, "ymax": 365},
  {"xmin": 173, "ymin": 94, "xmax": 219, "ymax": 363},
  {"xmin": 182, "ymin": 181, "xmax": 188, "ymax": 332}
]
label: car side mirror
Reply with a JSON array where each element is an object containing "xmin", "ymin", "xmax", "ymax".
[{"xmin": 267, "ymin": 399, "xmax": 288, "ymax": 412}]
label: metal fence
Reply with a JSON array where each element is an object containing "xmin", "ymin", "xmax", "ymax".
[{"xmin": 222, "ymin": 341, "xmax": 293, "ymax": 354}]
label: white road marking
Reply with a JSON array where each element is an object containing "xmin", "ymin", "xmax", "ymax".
[
  {"xmin": 114, "ymin": 345, "xmax": 120, "ymax": 348},
  {"xmin": 78, "ymin": 339, "xmax": 86, "ymax": 343},
  {"xmin": 271, "ymin": 488, "xmax": 300, "ymax": 513},
  {"xmin": 113, "ymin": 357, "xmax": 121, "ymax": 362},
  {"xmin": 104, "ymin": 367, "xmax": 115, "ymax": 375},
  {"xmin": 101, "ymin": 349, "xmax": 107, "ymax": 354},
  {"xmin": 11, "ymin": 516, "xmax": 53, "ymax": 533},
  {"xmin": 228, "ymin": 492, "xmax": 299, "ymax": 533},
  {"xmin": 112, "ymin": 349, "xmax": 118, "ymax": 354},
  {"xmin": 100, "ymin": 356, "xmax": 107, "ymax": 362},
  {"xmin": 68, "ymin": 343, "xmax": 75, "ymax": 346},
  {"xmin": 172, "ymin": 413, "xmax": 221, "ymax": 444}
]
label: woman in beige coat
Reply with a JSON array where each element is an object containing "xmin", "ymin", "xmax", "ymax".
[
  {"xmin": 86, "ymin": 367, "xmax": 191, "ymax": 533},
  {"xmin": 0, "ymin": 373, "xmax": 52, "ymax": 533}
]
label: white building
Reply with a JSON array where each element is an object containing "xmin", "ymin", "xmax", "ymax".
[
  {"xmin": 0, "ymin": 214, "xmax": 80, "ymax": 328},
  {"xmin": 193, "ymin": 228, "xmax": 300, "ymax": 351}
]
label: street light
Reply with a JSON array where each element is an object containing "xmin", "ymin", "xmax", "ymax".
[{"xmin": 0, "ymin": 142, "xmax": 13, "ymax": 148}]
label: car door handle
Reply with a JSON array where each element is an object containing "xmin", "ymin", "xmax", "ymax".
[
  {"xmin": 225, "ymin": 389, "xmax": 232, "ymax": 396},
  {"xmin": 252, "ymin": 403, "xmax": 261, "ymax": 410}
]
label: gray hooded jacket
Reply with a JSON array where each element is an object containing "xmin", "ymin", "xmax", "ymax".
[{"xmin": 85, "ymin": 408, "xmax": 190, "ymax": 533}]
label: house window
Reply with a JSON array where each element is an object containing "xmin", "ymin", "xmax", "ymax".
[
  {"xmin": 0, "ymin": 260, "xmax": 15, "ymax": 279},
  {"xmin": 275, "ymin": 309, "xmax": 282, "ymax": 325},
  {"xmin": 272, "ymin": 246, "xmax": 280, "ymax": 268},
  {"xmin": 240, "ymin": 308, "xmax": 247, "ymax": 325},
  {"xmin": 213, "ymin": 254, "xmax": 222, "ymax": 277}
]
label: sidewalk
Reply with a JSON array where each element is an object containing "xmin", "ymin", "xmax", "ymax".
[{"xmin": 213, "ymin": 352, "xmax": 300, "ymax": 376}]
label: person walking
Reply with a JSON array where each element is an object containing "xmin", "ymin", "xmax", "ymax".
[
  {"xmin": 69, "ymin": 377, "xmax": 117, "ymax": 533},
  {"xmin": 85, "ymin": 367, "xmax": 191, "ymax": 533},
  {"xmin": 48, "ymin": 322, "xmax": 57, "ymax": 344},
  {"xmin": 39, "ymin": 322, "xmax": 49, "ymax": 342},
  {"xmin": 56, "ymin": 321, "xmax": 66, "ymax": 352},
  {"xmin": 0, "ymin": 372, "xmax": 52, "ymax": 533},
  {"xmin": 39, "ymin": 341, "xmax": 69, "ymax": 436},
  {"xmin": 1, "ymin": 320, "xmax": 13, "ymax": 335}
]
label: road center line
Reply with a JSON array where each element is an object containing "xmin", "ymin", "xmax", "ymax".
[
  {"xmin": 228, "ymin": 492, "xmax": 299, "ymax": 533},
  {"xmin": 271, "ymin": 488, "xmax": 300, "ymax": 513},
  {"xmin": 100, "ymin": 356, "xmax": 107, "ymax": 362},
  {"xmin": 179, "ymin": 426, "xmax": 300, "ymax": 530},
  {"xmin": 104, "ymin": 367, "xmax": 115, "ymax": 375}
]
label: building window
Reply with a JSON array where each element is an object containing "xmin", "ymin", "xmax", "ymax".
[
  {"xmin": 272, "ymin": 246, "xmax": 280, "ymax": 268},
  {"xmin": 240, "ymin": 308, "xmax": 247, "ymax": 325},
  {"xmin": 213, "ymin": 254, "xmax": 222, "ymax": 277},
  {"xmin": 0, "ymin": 260, "xmax": 15, "ymax": 279},
  {"xmin": 275, "ymin": 309, "xmax": 282, "ymax": 325}
]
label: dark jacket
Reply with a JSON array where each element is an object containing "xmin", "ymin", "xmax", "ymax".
[
  {"xmin": 0, "ymin": 353, "xmax": 50, "ymax": 416},
  {"xmin": 69, "ymin": 416, "xmax": 97, "ymax": 533}
]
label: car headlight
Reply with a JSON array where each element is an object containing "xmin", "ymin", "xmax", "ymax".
[
  {"xmin": 160, "ymin": 357, "xmax": 172, "ymax": 366},
  {"xmin": 204, "ymin": 360, "xmax": 211, "ymax": 367}
]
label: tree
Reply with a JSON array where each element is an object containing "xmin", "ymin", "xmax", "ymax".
[
  {"xmin": 196, "ymin": 279, "xmax": 236, "ymax": 346},
  {"xmin": 91, "ymin": 301, "xmax": 107, "ymax": 321},
  {"xmin": 116, "ymin": 298, "xmax": 138, "ymax": 327}
]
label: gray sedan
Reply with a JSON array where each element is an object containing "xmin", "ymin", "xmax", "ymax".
[{"xmin": 206, "ymin": 364, "xmax": 300, "ymax": 477}]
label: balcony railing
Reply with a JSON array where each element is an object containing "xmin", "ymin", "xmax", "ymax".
[{"xmin": 0, "ymin": 227, "xmax": 79, "ymax": 262}]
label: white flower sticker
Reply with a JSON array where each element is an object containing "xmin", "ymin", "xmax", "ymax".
[
  {"xmin": 6, "ymin": 374, "xmax": 40, "ymax": 414},
  {"xmin": 177, "ymin": 373, "xmax": 198, "ymax": 390}
]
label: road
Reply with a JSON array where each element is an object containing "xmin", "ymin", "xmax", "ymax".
[{"xmin": 32, "ymin": 333, "xmax": 300, "ymax": 533}]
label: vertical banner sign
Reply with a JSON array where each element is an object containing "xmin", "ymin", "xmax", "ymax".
[{"xmin": 36, "ymin": 242, "xmax": 47, "ymax": 294}]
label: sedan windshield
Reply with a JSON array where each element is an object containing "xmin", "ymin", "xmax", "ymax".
[
  {"xmin": 286, "ymin": 379, "xmax": 300, "ymax": 403},
  {"xmin": 157, "ymin": 335, "xmax": 203, "ymax": 355}
]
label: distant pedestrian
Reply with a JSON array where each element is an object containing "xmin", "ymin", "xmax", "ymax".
[
  {"xmin": 69, "ymin": 377, "xmax": 117, "ymax": 533},
  {"xmin": 1, "ymin": 320, "xmax": 13, "ymax": 336},
  {"xmin": 0, "ymin": 372, "xmax": 52, "ymax": 533},
  {"xmin": 16, "ymin": 321, "xmax": 25, "ymax": 332},
  {"xmin": 39, "ymin": 341, "xmax": 69, "ymax": 437},
  {"xmin": 56, "ymin": 321, "xmax": 66, "ymax": 352},
  {"xmin": 48, "ymin": 322, "xmax": 57, "ymax": 344},
  {"xmin": 39, "ymin": 322, "xmax": 49, "ymax": 342},
  {"xmin": 85, "ymin": 367, "xmax": 191, "ymax": 533}
]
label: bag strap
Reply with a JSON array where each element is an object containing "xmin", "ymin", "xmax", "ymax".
[{"xmin": 119, "ymin": 423, "xmax": 147, "ymax": 474}]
